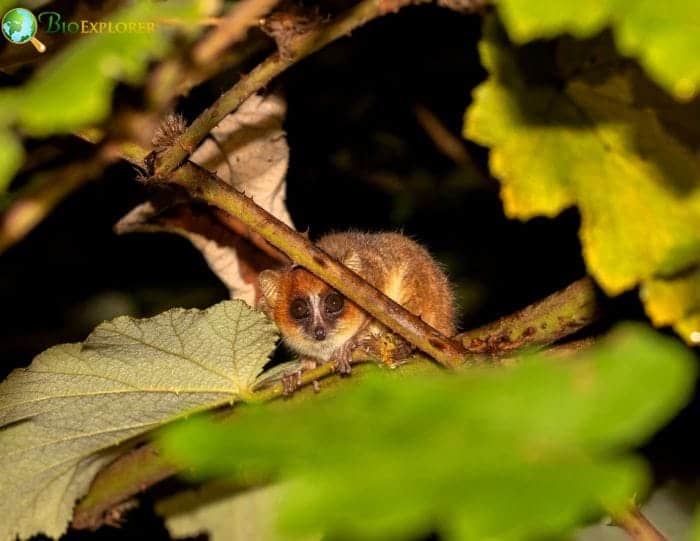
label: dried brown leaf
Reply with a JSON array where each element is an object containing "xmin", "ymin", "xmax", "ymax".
[{"xmin": 116, "ymin": 92, "xmax": 294, "ymax": 305}]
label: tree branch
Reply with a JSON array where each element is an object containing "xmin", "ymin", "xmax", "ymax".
[
  {"xmin": 152, "ymin": 0, "xmax": 427, "ymax": 177},
  {"xmin": 457, "ymin": 277, "xmax": 600, "ymax": 357},
  {"xmin": 165, "ymin": 161, "xmax": 465, "ymax": 368},
  {"xmin": 73, "ymin": 357, "xmax": 373, "ymax": 529},
  {"xmin": 413, "ymin": 102, "xmax": 488, "ymax": 179},
  {"xmin": 72, "ymin": 445, "xmax": 178, "ymax": 531}
]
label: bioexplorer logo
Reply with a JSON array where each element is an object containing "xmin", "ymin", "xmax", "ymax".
[
  {"xmin": 37, "ymin": 11, "xmax": 157, "ymax": 35},
  {"xmin": 1, "ymin": 7, "xmax": 157, "ymax": 52}
]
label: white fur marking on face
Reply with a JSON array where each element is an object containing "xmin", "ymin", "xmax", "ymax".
[{"xmin": 309, "ymin": 294, "xmax": 323, "ymax": 328}]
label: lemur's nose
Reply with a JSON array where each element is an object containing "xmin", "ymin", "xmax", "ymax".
[{"xmin": 313, "ymin": 326, "xmax": 326, "ymax": 341}]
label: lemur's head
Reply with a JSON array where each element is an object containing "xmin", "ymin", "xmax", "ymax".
[{"xmin": 258, "ymin": 263, "xmax": 367, "ymax": 361}]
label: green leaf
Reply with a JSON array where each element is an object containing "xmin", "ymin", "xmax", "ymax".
[
  {"xmin": 0, "ymin": 300, "xmax": 278, "ymax": 541},
  {"xmin": 0, "ymin": 1, "xmax": 51, "ymax": 11},
  {"xmin": 160, "ymin": 324, "xmax": 696, "ymax": 541},
  {"xmin": 494, "ymin": 0, "xmax": 700, "ymax": 101},
  {"xmin": 156, "ymin": 483, "xmax": 319, "ymax": 541},
  {"xmin": 0, "ymin": 0, "xmax": 212, "ymax": 136},
  {"xmin": 691, "ymin": 505, "xmax": 700, "ymax": 541},
  {"xmin": 464, "ymin": 18, "xmax": 700, "ymax": 344},
  {"xmin": 0, "ymin": 129, "xmax": 23, "ymax": 192}
]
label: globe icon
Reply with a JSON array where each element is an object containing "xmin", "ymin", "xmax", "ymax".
[
  {"xmin": 2, "ymin": 7, "xmax": 45, "ymax": 52},
  {"xmin": 2, "ymin": 8, "xmax": 37, "ymax": 44}
]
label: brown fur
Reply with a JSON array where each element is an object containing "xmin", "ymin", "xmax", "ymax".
[{"xmin": 258, "ymin": 231, "xmax": 456, "ymax": 366}]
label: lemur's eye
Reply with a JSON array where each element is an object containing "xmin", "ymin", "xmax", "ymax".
[
  {"xmin": 324, "ymin": 292, "xmax": 344, "ymax": 314},
  {"xmin": 290, "ymin": 298, "xmax": 310, "ymax": 320}
]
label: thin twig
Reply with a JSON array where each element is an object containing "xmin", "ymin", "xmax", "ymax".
[
  {"xmin": 192, "ymin": 0, "xmax": 280, "ymax": 65},
  {"xmin": 0, "ymin": 148, "xmax": 117, "ymax": 253},
  {"xmin": 210, "ymin": 208, "xmax": 289, "ymax": 264},
  {"xmin": 148, "ymin": 39, "xmax": 270, "ymax": 108},
  {"xmin": 413, "ymin": 103, "xmax": 475, "ymax": 168},
  {"xmin": 153, "ymin": 0, "xmax": 426, "ymax": 176},
  {"xmin": 612, "ymin": 507, "xmax": 667, "ymax": 541}
]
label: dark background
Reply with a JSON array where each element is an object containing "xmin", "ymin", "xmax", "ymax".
[{"xmin": 0, "ymin": 4, "xmax": 696, "ymax": 539}]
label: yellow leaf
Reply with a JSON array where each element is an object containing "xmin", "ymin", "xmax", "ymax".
[
  {"xmin": 465, "ymin": 18, "xmax": 700, "ymax": 343},
  {"xmin": 494, "ymin": 0, "xmax": 700, "ymax": 101},
  {"xmin": 643, "ymin": 271, "xmax": 700, "ymax": 344}
]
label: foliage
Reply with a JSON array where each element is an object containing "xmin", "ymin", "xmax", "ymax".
[
  {"xmin": 160, "ymin": 324, "xmax": 696, "ymax": 541},
  {"xmin": 0, "ymin": 128, "xmax": 22, "ymax": 192},
  {"xmin": 156, "ymin": 483, "xmax": 320, "ymax": 541},
  {"xmin": 0, "ymin": 300, "xmax": 278, "ymax": 540},
  {"xmin": 464, "ymin": 17, "xmax": 700, "ymax": 344},
  {"xmin": 691, "ymin": 507, "xmax": 700, "ymax": 541},
  {"xmin": 493, "ymin": 0, "xmax": 700, "ymax": 101},
  {"xmin": 0, "ymin": 0, "xmax": 213, "ymax": 191}
]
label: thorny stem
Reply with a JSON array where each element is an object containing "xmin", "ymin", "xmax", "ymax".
[
  {"xmin": 457, "ymin": 277, "xmax": 600, "ymax": 357},
  {"xmin": 153, "ymin": 0, "xmax": 424, "ymax": 176},
  {"xmin": 612, "ymin": 507, "xmax": 668, "ymax": 541},
  {"xmin": 170, "ymin": 161, "xmax": 465, "ymax": 368},
  {"xmin": 148, "ymin": 1, "xmax": 274, "ymax": 109}
]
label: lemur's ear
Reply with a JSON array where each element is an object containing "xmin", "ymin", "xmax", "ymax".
[
  {"xmin": 343, "ymin": 251, "xmax": 362, "ymax": 274},
  {"xmin": 258, "ymin": 270, "xmax": 281, "ymax": 306}
]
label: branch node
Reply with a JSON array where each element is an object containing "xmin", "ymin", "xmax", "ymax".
[
  {"xmin": 152, "ymin": 113, "xmax": 188, "ymax": 153},
  {"xmin": 260, "ymin": 2, "xmax": 327, "ymax": 60}
]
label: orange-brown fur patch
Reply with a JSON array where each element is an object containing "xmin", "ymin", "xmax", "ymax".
[
  {"xmin": 259, "ymin": 232, "xmax": 456, "ymax": 364},
  {"xmin": 272, "ymin": 268, "xmax": 367, "ymax": 361}
]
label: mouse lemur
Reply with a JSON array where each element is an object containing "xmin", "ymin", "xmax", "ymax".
[{"xmin": 258, "ymin": 231, "xmax": 456, "ymax": 381}]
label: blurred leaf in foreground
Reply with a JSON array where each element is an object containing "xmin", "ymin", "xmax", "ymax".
[
  {"xmin": 0, "ymin": 128, "xmax": 23, "ymax": 192},
  {"xmin": 464, "ymin": 18, "xmax": 700, "ymax": 344},
  {"xmin": 642, "ymin": 270, "xmax": 700, "ymax": 345},
  {"xmin": 156, "ymin": 483, "xmax": 320, "ymax": 541},
  {"xmin": 0, "ymin": 300, "xmax": 278, "ymax": 541},
  {"xmin": 494, "ymin": 0, "xmax": 700, "ymax": 101},
  {"xmin": 160, "ymin": 324, "xmax": 696, "ymax": 541},
  {"xmin": 691, "ymin": 505, "xmax": 700, "ymax": 541}
]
